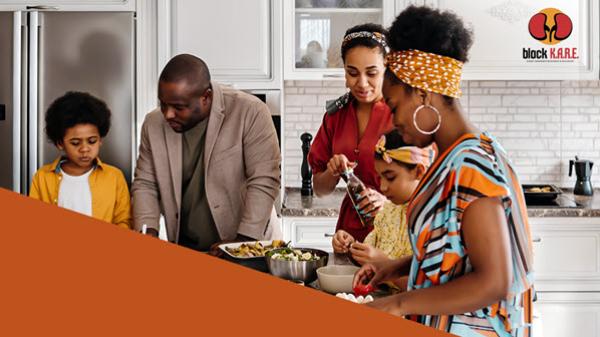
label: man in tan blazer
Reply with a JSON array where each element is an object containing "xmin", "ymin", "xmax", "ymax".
[{"xmin": 132, "ymin": 54, "xmax": 281, "ymax": 254}]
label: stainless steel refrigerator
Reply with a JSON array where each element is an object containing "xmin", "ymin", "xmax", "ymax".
[{"xmin": 0, "ymin": 10, "xmax": 135, "ymax": 194}]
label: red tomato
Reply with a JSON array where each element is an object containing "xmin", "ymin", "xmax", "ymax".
[{"xmin": 353, "ymin": 284, "xmax": 374, "ymax": 296}]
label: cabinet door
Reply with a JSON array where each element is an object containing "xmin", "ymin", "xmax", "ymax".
[
  {"xmin": 530, "ymin": 217, "xmax": 600, "ymax": 292},
  {"xmin": 535, "ymin": 292, "xmax": 600, "ymax": 337},
  {"xmin": 283, "ymin": 217, "xmax": 337, "ymax": 252},
  {"xmin": 168, "ymin": 0, "xmax": 277, "ymax": 87},
  {"xmin": 398, "ymin": 0, "xmax": 599, "ymax": 80},
  {"xmin": 0, "ymin": 0, "xmax": 134, "ymax": 11}
]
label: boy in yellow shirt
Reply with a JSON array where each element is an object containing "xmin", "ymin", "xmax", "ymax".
[{"xmin": 29, "ymin": 91, "xmax": 131, "ymax": 229}]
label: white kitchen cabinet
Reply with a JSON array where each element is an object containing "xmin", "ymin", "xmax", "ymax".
[
  {"xmin": 283, "ymin": 0, "xmax": 396, "ymax": 80},
  {"xmin": 0, "ymin": 0, "xmax": 135, "ymax": 11},
  {"xmin": 535, "ymin": 292, "xmax": 600, "ymax": 337},
  {"xmin": 530, "ymin": 217, "xmax": 600, "ymax": 337},
  {"xmin": 402, "ymin": 0, "xmax": 600, "ymax": 80},
  {"xmin": 530, "ymin": 217, "xmax": 600, "ymax": 292},
  {"xmin": 158, "ymin": 0, "xmax": 282, "ymax": 90},
  {"xmin": 283, "ymin": 216, "xmax": 337, "ymax": 252}
]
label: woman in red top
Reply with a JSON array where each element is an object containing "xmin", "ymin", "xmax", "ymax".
[{"xmin": 308, "ymin": 23, "xmax": 394, "ymax": 251}]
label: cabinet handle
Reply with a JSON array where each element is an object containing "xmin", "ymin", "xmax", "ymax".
[
  {"xmin": 26, "ymin": 5, "xmax": 58, "ymax": 10},
  {"xmin": 322, "ymin": 74, "xmax": 344, "ymax": 78},
  {"xmin": 324, "ymin": 233, "xmax": 335, "ymax": 238},
  {"xmin": 532, "ymin": 237, "xmax": 542, "ymax": 243}
]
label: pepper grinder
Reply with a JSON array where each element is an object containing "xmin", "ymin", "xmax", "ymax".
[{"xmin": 301, "ymin": 132, "xmax": 313, "ymax": 196}]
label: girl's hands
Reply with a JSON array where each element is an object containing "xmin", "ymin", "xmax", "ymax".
[
  {"xmin": 332, "ymin": 229, "xmax": 355, "ymax": 253},
  {"xmin": 349, "ymin": 242, "xmax": 388, "ymax": 265},
  {"xmin": 355, "ymin": 188, "xmax": 385, "ymax": 223}
]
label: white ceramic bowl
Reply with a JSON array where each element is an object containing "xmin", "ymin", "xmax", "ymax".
[{"xmin": 316, "ymin": 265, "xmax": 360, "ymax": 294}]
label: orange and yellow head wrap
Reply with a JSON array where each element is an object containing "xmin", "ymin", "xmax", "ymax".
[
  {"xmin": 386, "ymin": 49, "xmax": 464, "ymax": 98},
  {"xmin": 375, "ymin": 135, "xmax": 436, "ymax": 169}
]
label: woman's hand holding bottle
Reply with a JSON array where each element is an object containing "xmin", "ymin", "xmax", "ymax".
[{"xmin": 326, "ymin": 154, "xmax": 355, "ymax": 178}]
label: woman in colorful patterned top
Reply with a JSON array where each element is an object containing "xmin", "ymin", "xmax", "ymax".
[
  {"xmin": 350, "ymin": 130, "xmax": 434, "ymax": 268},
  {"xmin": 308, "ymin": 24, "xmax": 394, "ymax": 247},
  {"xmin": 353, "ymin": 6, "xmax": 534, "ymax": 337}
]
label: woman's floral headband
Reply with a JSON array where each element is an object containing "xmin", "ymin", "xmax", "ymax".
[{"xmin": 342, "ymin": 31, "xmax": 390, "ymax": 54}]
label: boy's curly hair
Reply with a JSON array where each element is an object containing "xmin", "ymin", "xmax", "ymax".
[{"xmin": 45, "ymin": 91, "xmax": 111, "ymax": 145}]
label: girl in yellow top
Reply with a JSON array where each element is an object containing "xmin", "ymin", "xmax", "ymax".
[
  {"xmin": 29, "ymin": 91, "xmax": 131, "ymax": 229},
  {"xmin": 348, "ymin": 130, "xmax": 434, "ymax": 265}
]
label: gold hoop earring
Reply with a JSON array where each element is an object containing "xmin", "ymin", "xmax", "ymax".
[{"xmin": 413, "ymin": 104, "xmax": 441, "ymax": 135}]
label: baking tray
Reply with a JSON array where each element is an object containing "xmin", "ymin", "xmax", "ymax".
[{"xmin": 522, "ymin": 184, "xmax": 561, "ymax": 204}]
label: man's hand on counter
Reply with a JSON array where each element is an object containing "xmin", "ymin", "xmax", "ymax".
[
  {"xmin": 145, "ymin": 228, "xmax": 159, "ymax": 237},
  {"xmin": 208, "ymin": 234, "xmax": 255, "ymax": 257}
]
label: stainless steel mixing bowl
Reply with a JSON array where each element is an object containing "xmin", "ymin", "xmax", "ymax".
[{"xmin": 266, "ymin": 248, "xmax": 329, "ymax": 283}]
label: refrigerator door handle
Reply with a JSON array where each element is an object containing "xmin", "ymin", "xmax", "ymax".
[
  {"xmin": 28, "ymin": 11, "xmax": 39, "ymax": 188},
  {"xmin": 12, "ymin": 12, "xmax": 22, "ymax": 193}
]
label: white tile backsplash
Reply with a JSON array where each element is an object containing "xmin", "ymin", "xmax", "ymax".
[{"xmin": 283, "ymin": 80, "xmax": 600, "ymax": 189}]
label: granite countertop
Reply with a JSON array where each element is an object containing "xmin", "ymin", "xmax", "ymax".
[
  {"xmin": 282, "ymin": 188, "xmax": 347, "ymax": 217},
  {"xmin": 282, "ymin": 187, "xmax": 600, "ymax": 218}
]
